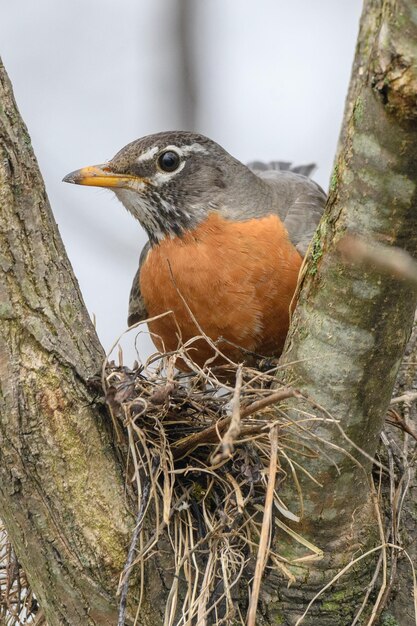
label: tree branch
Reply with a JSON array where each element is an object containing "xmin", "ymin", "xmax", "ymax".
[
  {"xmin": 284, "ymin": 0, "xmax": 417, "ymax": 528},
  {"xmin": 274, "ymin": 0, "xmax": 417, "ymax": 621},
  {"xmin": 0, "ymin": 59, "xmax": 134, "ymax": 625}
]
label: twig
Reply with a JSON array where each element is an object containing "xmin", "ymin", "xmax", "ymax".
[
  {"xmin": 211, "ymin": 365, "xmax": 243, "ymax": 464},
  {"xmin": 364, "ymin": 485, "xmax": 388, "ymax": 625},
  {"xmin": 240, "ymin": 388, "xmax": 300, "ymax": 419},
  {"xmin": 351, "ymin": 553, "xmax": 384, "ymax": 626},
  {"xmin": 247, "ymin": 425, "xmax": 279, "ymax": 626},
  {"xmin": 294, "ymin": 544, "xmax": 399, "ymax": 626},
  {"xmin": 102, "ymin": 310, "xmax": 175, "ymax": 387},
  {"xmin": 117, "ymin": 458, "xmax": 158, "ymax": 626},
  {"xmin": 390, "ymin": 391, "xmax": 417, "ymax": 405},
  {"xmin": 172, "ymin": 387, "xmax": 297, "ymax": 459},
  {"xmin": 386, "ymin": 409, "xmax": 417, "ymax": 443}
]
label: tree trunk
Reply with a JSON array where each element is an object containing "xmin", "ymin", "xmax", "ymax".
[
  {"xmin": 0, "ymin": 59, "xmax": 135, "ymax": 626},
  {"xmin": 272, "ymin": 0, "xmax": 417, "ymax": 623}
]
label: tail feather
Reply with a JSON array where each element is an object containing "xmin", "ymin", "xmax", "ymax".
[{"xmin": 248, "ymin": 160, "xmax": 316, "ymax": 178}]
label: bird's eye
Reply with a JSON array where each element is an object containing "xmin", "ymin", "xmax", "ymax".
[{"xmin": 158, "ymin": 150, "xmax": 181, "ymax": 172}]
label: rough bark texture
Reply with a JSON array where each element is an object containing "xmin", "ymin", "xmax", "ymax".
[
  {"xmin": 382, "ymin": 320, "xmax": 417, "ymax": 626},
  {"xmin": 270, "ymin": 0, "xmax": 417, "ymax": 623},
  {"xmin": 0, "ymin": 60, "xmax": 135, "ymax": 625}
]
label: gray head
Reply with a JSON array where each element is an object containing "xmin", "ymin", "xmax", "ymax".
[{"xmin": 63, "ymin": 131, "xmax": 260, "ymax": 245}]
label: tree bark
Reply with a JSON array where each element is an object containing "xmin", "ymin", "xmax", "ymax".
[
  {"xmin": 0, "ymin": 59, "xmax": 135, "ymax": 625},
  {"xmin": 271, "ymin": 0, "xmax": 417, "ymax": 623},
  {"xmin": 381, "ymin": 318, "xmax": 417, "ymax": 626}
]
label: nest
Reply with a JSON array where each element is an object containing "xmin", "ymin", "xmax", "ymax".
[{"xmin": 104, "ymin": 334, "xmax": 330, "ymax": 626}]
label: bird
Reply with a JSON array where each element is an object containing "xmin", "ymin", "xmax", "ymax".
[{"xmin": 63, "ymin": 131, "xmax": 326, "ymax": 369}]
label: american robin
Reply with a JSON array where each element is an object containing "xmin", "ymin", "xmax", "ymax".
[{"xmin": 63, "ymin": 132, "xmax": 326, "ymax": 368}]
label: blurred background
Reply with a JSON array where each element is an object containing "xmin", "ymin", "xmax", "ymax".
[{"xmin": 0, "ymin": 0, "xmax": 362, "ymax": 364}]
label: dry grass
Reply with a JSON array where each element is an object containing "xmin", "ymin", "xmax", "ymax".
[
  {"xmin": 103, "ymin": 333, "xmax": 351, "ymax": 626},
  {"xmin": 0, "ymin": 521, "xmax": 39, "ymax": 625}
]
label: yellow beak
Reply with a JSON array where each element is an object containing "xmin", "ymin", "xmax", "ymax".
[{"xmin": 62, "ymin": 164, "xmax": 135, "ymax": 188}]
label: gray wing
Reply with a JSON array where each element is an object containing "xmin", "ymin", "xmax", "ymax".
[
  {"xmin": 127, "ymin": 241, "xmax": 150, "ymax": 327},
  {"xmin": 248, "ymin": 162, "xmax": 327, "ymax": 257}
]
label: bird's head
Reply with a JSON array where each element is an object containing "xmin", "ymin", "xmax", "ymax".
[{"xmin": 63, "ymin": 131, "xmax": 255, "ymax": 244}]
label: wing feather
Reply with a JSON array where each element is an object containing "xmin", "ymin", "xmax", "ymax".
[
  {"xmin": 249, "ymin": 162, "xmax": 326, "ymax": 257},
  {"xmin": 127, "ymin": 241, "xmax": 150, "ymax": 326}
]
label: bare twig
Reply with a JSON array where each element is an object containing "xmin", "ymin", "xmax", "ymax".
[
  {"xmin": 117, "ymin": 458, "xmax": 158, "ymax": 626},
  {"xmin": 390, "ymin": 391, "xmax": 417, "ymax": 406},
  {"xmin": 386, "ymin": 409, "xmax": 417, "ymax": 443},
  {"xmin": 172, "ymin": 387, "xmax": 297, "ymax": 460},
  {"xmin": 247, "ymin": 425, "xmax": 279, "ymax": 626},
  {"xmin": 211, "ymin": 365, "xmax": 243, "ymax": 464},
  {"xmin": 240, "ymin": 388, "xmax": 301, "ymax": 419}
]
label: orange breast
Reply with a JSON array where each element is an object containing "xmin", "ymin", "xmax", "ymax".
[{"xmin": 139, "ymin": 213, "xmax": 302, "ymax": 367}]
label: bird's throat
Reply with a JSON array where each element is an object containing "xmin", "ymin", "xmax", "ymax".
[{"xmin": 113, "ymin": 187, "xmax": 206, "ymax": 245}]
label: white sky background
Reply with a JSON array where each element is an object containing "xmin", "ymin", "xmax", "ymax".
[{"xmin": 0, "ymin": 0, "xmax": 363, "ymax": 365}]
